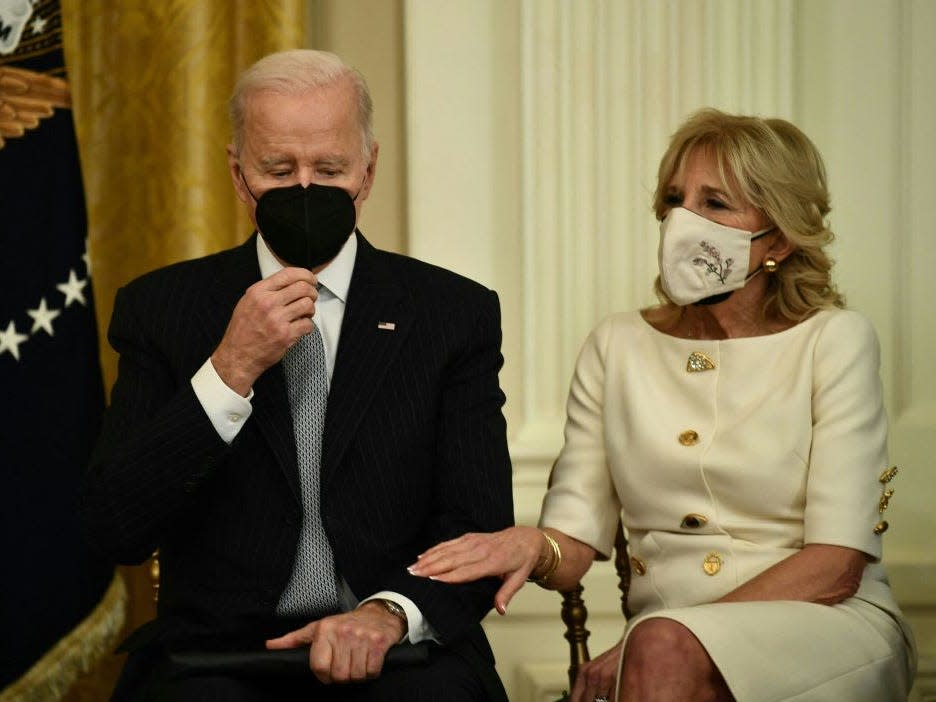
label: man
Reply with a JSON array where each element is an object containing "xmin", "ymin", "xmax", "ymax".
[{"xmin": 82, "ymin": 50, "xmax": 513, "ymax": 701}]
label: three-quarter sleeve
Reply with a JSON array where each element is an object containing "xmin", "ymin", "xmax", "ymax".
[
  {"xmin": 539, "ymin": 320, "xmax": 622, "ymax": 558},
  {"xmin": 804, "ymin": 310, "xmax": 889, "ymax": 560}
]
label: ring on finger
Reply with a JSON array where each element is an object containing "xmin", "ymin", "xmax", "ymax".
[{"xmin": 593, "ymin": 696, "xmax": 610, "ymax": 702}]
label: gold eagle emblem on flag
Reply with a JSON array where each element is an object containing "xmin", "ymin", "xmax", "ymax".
[{"xmin": 0, "ymin": 64, "xmax": 69, "ymax": 149}]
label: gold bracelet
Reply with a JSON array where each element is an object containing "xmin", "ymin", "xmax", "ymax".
[{"xmin": 528, "ymin": 529, "xmax": 562, "ymax": 588}]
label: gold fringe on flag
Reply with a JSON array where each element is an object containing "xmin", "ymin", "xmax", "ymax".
[{"xmin": 0, "ymin": 573, "xmax": 127, "ymax": 702}]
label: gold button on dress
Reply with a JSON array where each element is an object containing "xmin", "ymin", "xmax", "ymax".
[
  {"xmin": 679, "ymin": 430, "xmax": 699, "ymax": 446},
  {"xmin": 703, "ymin": 552, "xmax": 722, "ymax": 575}
]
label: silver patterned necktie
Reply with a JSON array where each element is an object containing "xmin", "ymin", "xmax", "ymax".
[{"xmin": 276, "ymin": 323, "xmax": 340, "ymax": 617}]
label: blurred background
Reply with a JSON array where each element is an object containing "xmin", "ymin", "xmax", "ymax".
[{"xmin": 2, "ymin": 1, "xmax": 933, "ymax": 700}]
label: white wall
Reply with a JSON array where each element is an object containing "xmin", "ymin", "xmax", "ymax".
[{"xmin": 404, "ymin": 1, "xmax": 936, "ymax": 698}]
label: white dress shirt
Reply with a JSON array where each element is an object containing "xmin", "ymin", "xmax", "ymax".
[{"xmin": 190, "ymin": 232, "xmax": 437, "ymax": 643}]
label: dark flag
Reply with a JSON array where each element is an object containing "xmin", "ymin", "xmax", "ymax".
[{"xmin": 0, "ymin": 0, "xmax": 114, "ymax": 690}]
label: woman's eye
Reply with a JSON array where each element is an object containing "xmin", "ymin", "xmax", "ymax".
[
  {"xmin": 663, "ymin": 193, "xmax": 682, "ymax": 206},
  {"xmin": 706, "ymin": 198, "xmax": 727, "ymax": 209}
]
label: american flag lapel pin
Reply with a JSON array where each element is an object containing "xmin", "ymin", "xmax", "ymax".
[{"xmin": 377, "ymin": 321, "xmax": 396, "ymax": 331}]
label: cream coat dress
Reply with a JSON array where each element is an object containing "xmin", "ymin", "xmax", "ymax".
[{"xmin": 540, "ymin": 308, "xmax": 916, "ymax": 701}]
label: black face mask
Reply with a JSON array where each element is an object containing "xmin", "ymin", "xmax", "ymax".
[{"xmin": 246, "ymin": 178, "xmax": 363, "ymax": 270}]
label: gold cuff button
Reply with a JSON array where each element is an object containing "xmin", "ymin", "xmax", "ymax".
[
  {"xmin": 681, "ymin": 514, "xmax": 708, "ymax": 529},
  {"xmin": 703, "ymin": 552, "xmax": 722, "ymax": 575},
  {"xmin": 678, "ymin": 430, "xmax": 700, "ymax": 446},
  {"xmin": 873, "ymin": 521, "xmax": 889, "ymax": 535},
  {"xmin": 630, "ymin": 556, "xmax": 647, "ymax": 576},
  {"xmin": 879, "ymin": 466, "xmax": 898, "ymax": 484},
  {"xmin": 879, "ymin": 488, "xmax": 894, "ymax": 513}
]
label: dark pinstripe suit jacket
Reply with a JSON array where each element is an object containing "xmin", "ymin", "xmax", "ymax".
[{"xmin": 82, "ymin": 232, "xmax": 513, "ymax": 665}]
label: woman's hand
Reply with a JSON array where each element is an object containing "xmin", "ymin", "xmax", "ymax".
[
  {"xmin": 570, "ymin": 641, "xmax": 622, "ymax": 702},
  {"xmin": 409, "ymin": 526, "xmax": 545, "ymax": 614}
]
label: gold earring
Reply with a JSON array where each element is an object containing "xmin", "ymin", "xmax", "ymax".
[{"xmin": 764, "ymin": 257, "xmax": 779, "ymax": 273}]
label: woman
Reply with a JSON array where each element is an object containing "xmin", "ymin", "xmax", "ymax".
[{"xmin": 410, "ymin": 109, "xmax": 917, "ymax": 701}]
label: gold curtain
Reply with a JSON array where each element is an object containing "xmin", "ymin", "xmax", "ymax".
[
  {"xmin": 62, "ymin": 0, "xmax": 304, "ymax": 394},
  {"xmin": 58, "ymin": 0, "xmax": 304, "ymax": 677}
]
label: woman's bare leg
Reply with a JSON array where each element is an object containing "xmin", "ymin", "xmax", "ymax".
[{"xmin": 619, "ymin": 618, "xmax": 733, "ymax": 702}]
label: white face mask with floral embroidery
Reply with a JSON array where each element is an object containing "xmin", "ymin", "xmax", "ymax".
[{"xmin": 658, "ymin": 207, "xmax": 775, "ymax": 306}]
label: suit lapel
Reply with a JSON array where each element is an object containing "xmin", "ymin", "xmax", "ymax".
[
  {"xmin": 322, "ymin": 233, "xmax": 412, "ymax": 483},
  {"xmin": 197, "ymin": 234, "xmax": 302, "ymax": 503}
]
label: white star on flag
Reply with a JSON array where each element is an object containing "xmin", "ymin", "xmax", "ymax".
[
  {"xmin": 30, "ymin": 15, "xmax": 48, "ymax": 35},
  {"xmin": 0, "ymin": 321, "xmax": 29, "ymax": 361},
  {"xmin": 27, "ymin": 298, "xmax": 62, "ymax": 336},
  {"xmin": 56, "ymin": 269, "xmax": 88, "ymax": 307}
]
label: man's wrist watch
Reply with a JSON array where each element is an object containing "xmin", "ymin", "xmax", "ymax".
[{"xmin": 374, "ymin": 598, "xmax": 408, "ymax": 629}]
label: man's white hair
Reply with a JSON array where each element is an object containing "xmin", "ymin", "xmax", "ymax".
[{"xmin": 229, "ymin": 49, "xmax": 374, "ymax": 161}]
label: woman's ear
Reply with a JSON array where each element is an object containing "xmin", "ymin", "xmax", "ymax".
[{"xmin": 766, "ymin": 230, "xmax": 796, "ymax": 264}]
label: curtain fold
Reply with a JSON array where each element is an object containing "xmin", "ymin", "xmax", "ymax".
[
  {"xmin": 60, "ymin": 0, "xmax": 304, "ymax": 644},
  {"xmin": 62, "ymin": 0, "xmax": 304, "ymax": 392}
]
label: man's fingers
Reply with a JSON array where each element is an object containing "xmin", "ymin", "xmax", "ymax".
[
  {"xmin": 309, "ymin": 637, "xmax": 335, "ymax": 684},
  {"xmin": 301, "ymin": 610, "xmax": 399, "ymax": 684},
  {"xmin": 257, "ymin": 280, "xmax": 317, "ymax": 318},
  {"xmin": 265, "ymin": 266, "xmax": 318, "ymax": 290},
  {"xmin": 328, "ymin": 640, "xmax": 353, "ymax": 683},
  {"xmin": 264, "ymin": 633, "xmax": 300, "ymax": 649},
  {"xmin": 283, "ymin": 296, "xmax": 316, "ymax": 325},
  {"xmin": 347, "ymin": 642, "xmax": 371, "ymax": 682},
  {"xmin": 245, "ymin": 268, "xmax": 317, "ymax": 313},
  {"xmin": 278, "ymin": 278, "xmax": 319, "ymax": 306},
  {"xmin": 265, "ymin": 622, "xmax": 316, "ymax": 649},
  {"xmin": 365, "ymin": 646, "xmax": 384, "ymax": 679}
]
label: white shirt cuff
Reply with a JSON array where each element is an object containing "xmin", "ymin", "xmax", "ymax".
[
  {"xmin": 360, "ymin": 591, "xmax": 441, "ymax": 644},
  {"xmin": 190, "ymin": 358, "xmax": 253, "ymax": 444}
]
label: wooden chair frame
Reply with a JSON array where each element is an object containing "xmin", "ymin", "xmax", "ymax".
[{"xmin": 558, "ymin": 522, "xmax": 631, "ymax": 690}]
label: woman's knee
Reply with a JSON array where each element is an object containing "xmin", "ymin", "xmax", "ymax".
[
  {"xmin": 621, "ymin": 619, "xmax": 733, "ymax": 701},
  {"xmin": 624, "ymin": 619, "xmax": 712, "ymax": 675}
]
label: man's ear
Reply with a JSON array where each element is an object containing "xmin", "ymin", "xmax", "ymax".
[
  {"xmin": 359, "ymin": 140, "xmax": 379, "ymax": 202},
  {"xmin": 227, "ymin": 144, "xmax": 250, "ymax": 204}
]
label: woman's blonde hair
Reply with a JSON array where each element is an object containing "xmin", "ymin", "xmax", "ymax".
[{"xmin": 652, "ymin": 108, "xmax": 844, "ymax": 320}]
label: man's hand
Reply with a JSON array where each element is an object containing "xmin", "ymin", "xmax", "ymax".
[
  {"xmin": 211, "ymin": 267, "xmax": 318, "ymax": 395},
  {"xmin": 265, "ymin": 603, "xmax": 405, "ymax": 684}
]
